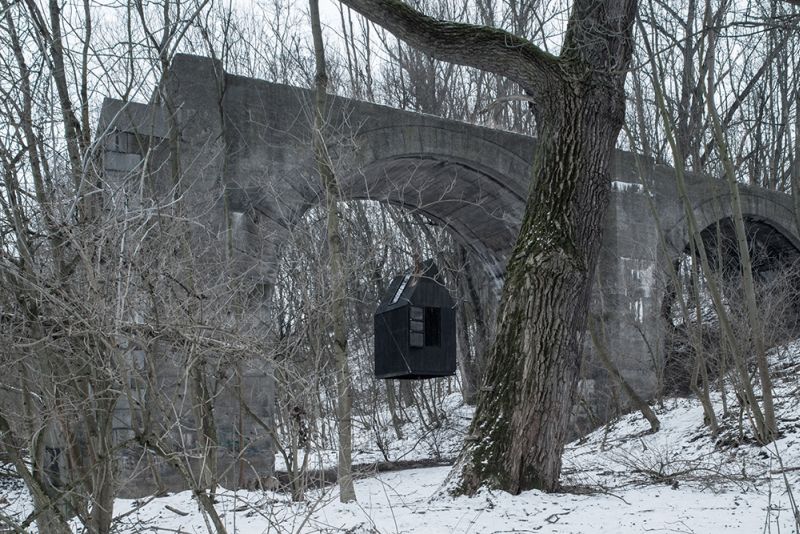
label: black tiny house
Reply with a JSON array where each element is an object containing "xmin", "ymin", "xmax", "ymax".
[{"xmin": 374, "ymin": 260, "xmax": 456, "ymax": 379}]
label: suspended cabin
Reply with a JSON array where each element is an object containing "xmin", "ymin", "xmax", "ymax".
[{"xmin": 374, "ymin": 260, "xmax": 456, "ymax": 379}]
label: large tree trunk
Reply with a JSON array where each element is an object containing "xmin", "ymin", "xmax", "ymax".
[
  {"xmin": 337, "ymin": 0, "xmax": 636, "ymax": 494},
  {"xmin": 457, "ymin": 78, "xmax": 626, "ymax": 494}
]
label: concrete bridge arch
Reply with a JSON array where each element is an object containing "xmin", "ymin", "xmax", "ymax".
[
  {"xmin": 663, "ymin": 181, "xmax": 800, "ymax": 261},
  {"xmin": 209, "ymin": 59, "xmax": 534, "ymax": 280},
  {"xmin": 101, "ymin": 53, "xmax": 800, "ymax": 400},
  {"xmin": 99, "ymin": 54, "xmax": 800, "ymax": 490},
  {"xmin": 589, "ymin": 156, "xmax": 800, "ymax": 406},
  {"xmin": 341, "ymin": 123, "xmax": 531, "ymax": 277}
]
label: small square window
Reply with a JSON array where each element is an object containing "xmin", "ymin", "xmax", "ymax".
[{"xmin": 425, "ymin": 308, "xmax": 441, "ymax": 346}]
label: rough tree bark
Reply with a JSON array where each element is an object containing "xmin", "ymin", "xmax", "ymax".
[
  {"xmin": 795, "ymin": 88, "xmax": 800, "ymax": 234},
  {"xmin": 337, "ymin": 0, "xmax": 637, "ymax": 494}
]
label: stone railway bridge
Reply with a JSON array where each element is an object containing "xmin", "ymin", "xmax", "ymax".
[{"xmin": 101, "ymin": 54, "xmax": 800, "ymax": 491}]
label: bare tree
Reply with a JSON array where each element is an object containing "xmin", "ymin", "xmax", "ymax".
[
  {"xmin": 309, "ymin": 0, "xmax": 357, "ymax": 503},
  {"xmin": 334, "ymin": 0, "xmax": 638, "ymax": 495},
  {"xmin": 0, "ymin": 0, "xmax": 123, "ymax": 529}
]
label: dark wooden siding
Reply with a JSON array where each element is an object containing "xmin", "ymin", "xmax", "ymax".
[{"xmin": 374, "ymin": 270, "xmax": 456, "ymax": 379}]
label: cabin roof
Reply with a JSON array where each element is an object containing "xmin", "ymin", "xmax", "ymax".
[{"xmin": 375, "ymin": 260, "xmax": 452, "ymax": 313}]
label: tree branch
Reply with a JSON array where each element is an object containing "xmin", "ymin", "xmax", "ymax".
[{"xmin": 337, "ymin": 0, "xmax": 559, "ymax": 95}]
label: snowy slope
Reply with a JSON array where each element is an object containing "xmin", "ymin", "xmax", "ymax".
[{"xmin": 2, "ymin": 342, "xmax": 799, "ymax": 533}]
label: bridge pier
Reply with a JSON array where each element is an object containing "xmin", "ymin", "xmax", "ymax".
[{"xmin": 579, "ymin": 172, "xmax": 668, "ymax": 427}]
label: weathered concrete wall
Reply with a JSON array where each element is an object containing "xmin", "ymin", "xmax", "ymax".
[
  {"xmin": 577, "ymin": 153, "xmax": 800, "ymax": 422},
  {"xmin": 110, "ymin": 351, "xmax": 274, "ymax": 497},
  {"xmin": 99, "ymin": 57, "xmax": 276, "ymax": 497},
  {"xmin": 100, "ymin": 53, "xmax": 800, "ymax": 481}
]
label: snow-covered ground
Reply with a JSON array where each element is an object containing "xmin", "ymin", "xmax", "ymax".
[{"xmin": 2, "ymin": 343, "xmax": 799, "ymax": 533}]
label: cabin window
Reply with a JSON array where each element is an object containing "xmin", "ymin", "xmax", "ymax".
[
  {"xmin": 408, "ymin": 306, "xmax": 441, "ymax": 348},
  {"xmin": 409, "ymin": 306, "xmax": 424, "ymax": 347},
  {"xmin": 425, "ymin": 307, "xmax": 441, "ymax": 346}
]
